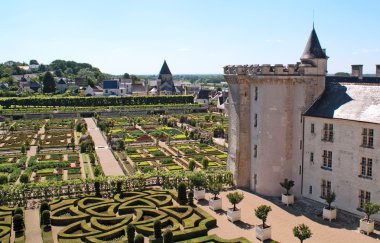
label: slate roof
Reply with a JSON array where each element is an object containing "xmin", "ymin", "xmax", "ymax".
[
  {"xmin": 30, "ymin": 81, "xmax": 41, "ymax": 88},
  {"xmin": 158, "ymin": 60, "xmax": 171, "ymax": 76},
  {"xmin": 300, "ymin": 28, "xmax": 327, "ymax": 60},
  {"xmin": 305, "ymin": 76, "xmax": 380, "ymax": 124},
  {"xmin": 196, "ymin": 90, "xmax": 210, "ymax": 99},
  {"xmin": 103, "ymin": 80, "xmax": 119, "ymax": 89},
  {"xmin": 57, "ymin": 78, "xmax": 67, "ymax": 85},
  {"xmin": 132, "ymin": 83, "xmax": 146, "ymax": 93}
]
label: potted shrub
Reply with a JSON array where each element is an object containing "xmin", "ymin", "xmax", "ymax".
[
  {"xmin": 208, "ymin": 181, "xmax": 223, "ymax": 211},
  {"xmin": 293, "ymin": 223, "xmax": 312, "ymax": 243},
  {"xmin": 360, "ymin": 202, "xmax": 380, "ymax": 235},
  {"xmin": 280, "ymin": 178, "xmax": 295, "ymax": 206},
  {"xmin": 322, "ymin": 192, "xmax": 337, "ymax": 221},
  {"xmin": 255, "ymin": 205, "xmax": 272, "ymax": 241},
  {"xmin": 226, "ymin": 192, "xmax": 244, "ymax": 222},
  {"xmin": 190, "ymin": 173, "xmax": 206, "ymax": 200}
]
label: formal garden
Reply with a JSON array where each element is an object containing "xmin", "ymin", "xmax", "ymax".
[{"xmin": 0, "ymin": 154, "xmax": 27, "ymax": 185}]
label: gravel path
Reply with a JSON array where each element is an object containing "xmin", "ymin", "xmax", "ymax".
[
  {"xmin": 25, "ymin": 209, "xmax": 43, "ymax": 243},
  {"xmin": 84, "ymin": 118, "xmax": 124, "ymax": 176}
]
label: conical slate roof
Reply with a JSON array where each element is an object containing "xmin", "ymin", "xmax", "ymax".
[
  {"xmin": 301, "ymin": 28, "xmax": 327, "ymax": 60},
  {"xmin": 159, "ymin": 60, "xmax": 171, "ymax": 76}
]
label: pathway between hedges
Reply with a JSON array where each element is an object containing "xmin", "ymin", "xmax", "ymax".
[
  {"xmin": 25, "ymin": 209, "xmax": 43, "ymax": 243},
  {"xmin": 84, "ymin": 118, "xmax": 124, "ymax": 176}
]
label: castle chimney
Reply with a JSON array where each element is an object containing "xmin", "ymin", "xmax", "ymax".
[
  {"xmin": 376, "ymin": 65, "xmax": 380, "ymax": 77},
  {"xmin": 351, "ymin": 65, "xmax": 363, "ymax": 79}
]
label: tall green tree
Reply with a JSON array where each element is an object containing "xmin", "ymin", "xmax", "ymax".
[{"xmin": 42, "ymin": 71, "xmax": 56, "ymax": 93}]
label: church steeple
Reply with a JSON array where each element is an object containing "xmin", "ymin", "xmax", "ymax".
[
  {"xmin": 300, "ymin": 28, "xmax": 327, "ymax": 60},
  {"xmin": 158, "ymin": 60, "xmax": 172, "ymax": 79}
]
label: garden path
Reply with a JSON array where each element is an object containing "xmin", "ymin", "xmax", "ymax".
[
  {"xmin": 74, "ymin": 128, "xmax": 86, "ymax": 179},
  {"xmin": 198, "ymin": 189, "xmax": 379, "ymax": 243},
  {"xmin": 24, "ymin": 209, "xmax": 43, "ymax": 243},
  {"xmin": 84, "ymin": 118, "xmax": 124, "ymax": 176}
]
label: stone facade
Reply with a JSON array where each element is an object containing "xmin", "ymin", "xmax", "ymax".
[
  {"xmin": 303, "ymin": 117, "xmax": 380, "ymax": 221},
  {"xmin": 225, "ymin": 28, "xmax": 327, "ymax": 196}
]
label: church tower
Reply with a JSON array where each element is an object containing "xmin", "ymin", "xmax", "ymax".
[
  {"xmin": 158, "ymin": 60, "xmax": 175, "ymax": 95},
  {"xmin": 225, "ymin": 28, "xmax": 328, "ymax": 196}
]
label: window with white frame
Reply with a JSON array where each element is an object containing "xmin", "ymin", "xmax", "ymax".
[
  {"xmin": 322, "ymin": 123, "xmax": 334, "ymax": 142},
  {"xmin": 322, "ymin": 150, "xmax": 332, "ymax": 169},
  {"xmin": 362, "ymin": 128, "xmax": 374, "ymax": 148},
  {"xmin": 321, "ymin": 179, "xmax": 331, "ymax": 198},
  {"xmin": 359, "ymin": 190, "xmax": 371, "ymax": 209},
  {"xmin": 360, "ymin": 157, "xmax": 373, "ymax": 178}
]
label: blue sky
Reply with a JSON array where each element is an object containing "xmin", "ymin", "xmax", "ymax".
[{"xmin": 0, "ymin": 0, "xmax": 379, "ymax": 74}]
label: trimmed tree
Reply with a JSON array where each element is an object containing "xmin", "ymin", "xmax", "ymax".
[
  {"xmin": 13, "ymin": 214, "xmax": 24, "ymax": 235},
  {"xmin": 14, "ymin": 207, "xmax": 23, "ymax": 216},
  {"xmin": 177, "ymin": 182, "xmax": 187, "ymax": 205},
  {"xmin": 202, "ymin": 158, "xmax": 209, "ymax": 170},
  {"xmin": 153, "ymin": 220, "xmax": 162, "ymax": 239},
  {"xmin": 255, "ymin": 205, "xmax": 272, "ymax": 228},
  {"xmin": 188, "ymin": 159, "xmax": 195, "ymax": 171},
  {"xmin": 363, "ymin": 202, "xmax": 380, "ymax": 222},
  {"xmin": 94, "ymin": 181, "xmax": 101, "ymax": 197},
  {"xmin": 40, "ymin": 202, "xmax": 50, "ymax": 216},
  {"xmin": 293, "ymin": 224, "xmax": 312, "ymax": 243},
  {"xmin": 188, "ymin": 191, "xmax": 194, "ymax": 206},
  {"xmin": 127, "ymin": 224, "xmax": 136, "ymax": 243},
  {"xmin": 42, "ymin": 71, "xmax": 56, "ymax": 93},
  {"xmin": 208, "ymin": 181, "xmax": 222, "ymax": 200},
  {"xmin": 134, "ymin": 234, "xmax": 144, "ymax": 243},
  {"xmin": 163, "ymin": 228, "xmax": 173, "ymax": 243},
  {"xmin": 41, "ymin": 210, "xmax": 51, "ymax": 231},
  {"xmin": 226, "ymin": 192, "xmax": 244, "ymax": 211}
]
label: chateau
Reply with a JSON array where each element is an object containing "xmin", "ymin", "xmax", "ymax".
[{"xmin": 225, "ymin": 28, "xmax": 380, "ymax": 220}]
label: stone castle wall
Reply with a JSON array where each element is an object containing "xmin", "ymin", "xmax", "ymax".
[{"xmin": 226, "ymin": 65, "xmax": 325, "ymax": 196}]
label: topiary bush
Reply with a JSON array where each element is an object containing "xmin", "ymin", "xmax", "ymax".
[
  {"xmin": 40, "ymin": 201, "xmax": 50, "ymax": 216},
  {"xmin": 41, "ymin": 210, "xmax": 51, "ymax": 231},
  {"xmin": 19, "ymin": 173, "xmax": 29, "ymax": 183},
  {"xmin": 127, "ymin": 224, "xmax": 136, "ymax": 243},
  {"xmin": 0, "ymin": 175, "xmax": 8, "ymax": 185},
  {"xmin": 177, "ymin": 182, "xmax": 187, "ymax": 205},
  {"xmin": 188, "ymin": 191, "xmax": 194, "ymax": 207},
  {"xmin": 188, "ymin": 159, "xmax": 196, "ymax": 171},
  {"xmin": 202, "ymin": 158, "xmax": 209, "ymax": 170},
  {"xmin": 163, "ymin": 228, "xmax": 173, "ymax": 243},
  {"xmin": 94, "ymin": 181, "xmax": 101, "ymax": 197},
  {"xmin": 14, "ymin": 207, "xmax": 23, "ymax": 216},
  {"xmin": 13, "ymin": 214, "xmax": 24, "ymax": 235},
  {"xmin": 153, "ymin": 220, "xmax": 162, "ymax": 239},
  {"xmin": 134, "ymin": 234, "xmax": 144, "ymax": 243}
]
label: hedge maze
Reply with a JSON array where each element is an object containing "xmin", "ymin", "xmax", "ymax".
[{"xmin": 50, "ymin": 190, "xmax": 218, "ymax": 242}]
